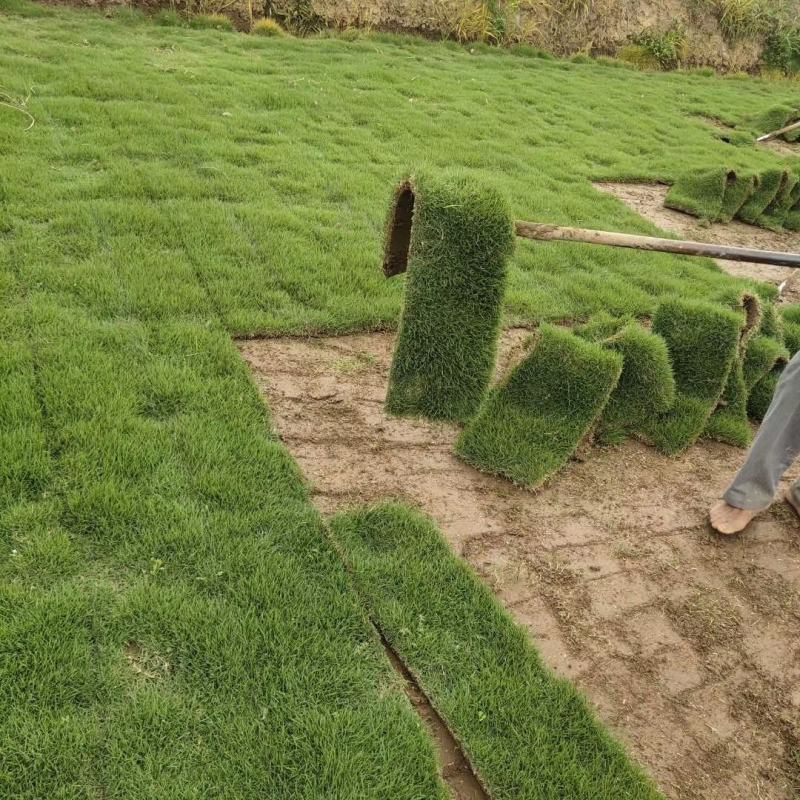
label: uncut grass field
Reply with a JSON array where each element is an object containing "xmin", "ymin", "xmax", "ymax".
[{"xmin": 1, "ymin": 1, "xmax": 799, "ymax": 796}]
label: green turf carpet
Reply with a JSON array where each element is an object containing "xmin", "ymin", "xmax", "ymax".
[
  {"xmin": 384, "ymin": 172, "xmax": 514, "ymax": 422},
  {"xmin": 639, "ymin": 299, "xmax": 742, "ymax": 454},
  {"xmin": 455, "ymin": 324, "xmax": 623, "ymax": 486},
  {"xmin": 331, "ymin": 504, "xmax": 664, "ymax": 800}
]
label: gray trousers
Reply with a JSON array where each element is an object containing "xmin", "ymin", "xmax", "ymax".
[{"xmin": 725, "ymin": 349, "xmax": 800, "ymax": 510}]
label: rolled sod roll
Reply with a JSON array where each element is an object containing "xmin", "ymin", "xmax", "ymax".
[
  {"xmin": 749, "ymin": 358, "xmax": 789, "ymax": 421},
  {"xmin": 455, "ymin": 324, "xmax": 623, "ymax": 487},
  {"xmin": 719, "ymin": 172, "xmax": 756, "ymax": 223},
  {"xmin": 384, "ymin": 172, "xmax": 515, "ymax": 422},
  {"xmin": 758, "ymin": 172, "xmax": 799, "ymax": 231},
  {"xmin": 704, "ymin": 291, "xmax": 764, "ymax": 447},
  {"xmin": 743, "ymin": 334, "xmax": 789, "ymax": 392}
]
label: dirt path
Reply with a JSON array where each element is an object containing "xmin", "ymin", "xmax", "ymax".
[{"xmin": 240, "ymin": 331, "xmax": 800, "ymax": 800}]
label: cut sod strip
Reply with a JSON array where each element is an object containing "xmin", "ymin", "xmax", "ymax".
[
  {"xmin": 758, "ymin": 172, "xmax": 800, "ymax": 232},
  {"xmin": 664, "ymin": 168, "xmax": 738, "ymax": 222},
  {"xmin": 384, "ymin": 172, "xmax": 515, "ymax": 422},
  {"xmin": 703, "ymin": 356, "xmax": 750, "ymax": 446},
  {"xmin": 703, "ymin": 290, "xmax": 761, "ymax": 447},
  {"xmin": 737, "ymin": 169, "xmax": 787, "ymax": 226},
  {"xmin": 331, "ymin": 504, "xmax": 664, "ymax": 800},
  {"xmin": 576, "ymin": 317, "xmax": 676, "ymax": 444},
  {"xmin": 455, "ymin": 324, "xmax": 623, "ymax": 487},
  {"xmin": 639, "ymin": 299, "xmax": 742, "ymax": 455},
  {"xmin": 719, "ymin": 172, "xmax": 757, "ymax": 223}
]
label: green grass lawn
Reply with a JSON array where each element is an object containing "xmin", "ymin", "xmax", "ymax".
[{"xmin": 1, "ymin": 1, "xmax": 799, "ymax": 796}]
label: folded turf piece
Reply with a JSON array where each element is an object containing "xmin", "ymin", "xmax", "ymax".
[
  {"xmin": 703, "ymin": 291, "xmax": 761, "ymax": 447},
  {"xmin": 784, "ymin": 322, "xmax": 800, "ymax": 357},
  {"xmin": 719, "ymin": 172, "xmax": 757, "ymax": 223},
  {"xmin": 384, "ymin": 172, "xmax": 515, "ymax": 422},
  {"xmin": 704, "ymin": 356, "xmax": 750, "ymax": 446},
  {"xmin": 780, "ymin": 306, "xmax": 800, "ymax": 356},
  {"xmin": 759, "ymin": 302, "xmax": 785, "ymax": 342},
  {"xmin": 664, "ymin": 167, "xmax": 737, "ymax": 221},
  {"xmin": 758, "ymin": 172, "xmax": 800, "ymax": 231},
  {"xmin": 737, "ymin": 169, "xmax": 787, "ymax": 226},
  {"xmin": 743, "ymin": 334, "xmax": 789, "ymax": 392},
  {"xmin": 455, "ymin": 324, "xmax": 623, "ymax": 487},
  {"xmin": 749, "ymin": 358, "xmax": 788, "ymax": 421},
  {"xmin": 577, "ymin": 315, "xmax": 675, "ymax": 444},
  {"xmin": 331, "ymin": 504, "xmax": 664, "ymax": 800},
  {"xmin": 639, "ymin": 299, "xmax": 741, "ymax": 455},
  {"xmin": 785, "ymin": 200, "xmax": 800, "ymax": 233}
]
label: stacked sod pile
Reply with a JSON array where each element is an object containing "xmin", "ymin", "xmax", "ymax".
[
  {"xmin": 383, "ymin": 173, "xmax": 515, "ymax": 422},
  {"xmin": 665, "ymin": 165, "xmax": 800, "ymax": 232},
  {"xmin": 383, "ymin": 173, "xmax": 798, "ymax": 488}
]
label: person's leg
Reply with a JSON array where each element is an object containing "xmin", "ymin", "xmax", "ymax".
[{"xmin": 711, "ymin": 350, "xmax": 800, "ymax": 534}]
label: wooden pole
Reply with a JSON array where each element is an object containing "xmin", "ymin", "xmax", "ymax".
[
  {"xmin": 514, "ymin": 222, "xmax": 800, "ymax": 268},
  {"xmin": 756, "ymin": 119, "xmax": 800, "ymax": 143}
]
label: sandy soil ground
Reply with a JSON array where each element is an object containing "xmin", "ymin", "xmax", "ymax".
[{"xmin": 240, "ymin": 327, "xmax": 800, "ymax": 800}]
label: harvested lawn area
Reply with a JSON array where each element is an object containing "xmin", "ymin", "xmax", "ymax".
[
  {"xmin": 2, "ymin": 1, "xmax": 800, "ymax": 795},
  {"xmin": 331, "ymin": 504, "xmax": 662, "ymax": 800}
]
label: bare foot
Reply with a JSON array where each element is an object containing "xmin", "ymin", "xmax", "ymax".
[
  {"xmin": 784, "ymin": 487, "xmax": 800, "ymax": 519},
  {"xmin": 709, "ymin": 500, "xmax": 759, "ymax": 535}
]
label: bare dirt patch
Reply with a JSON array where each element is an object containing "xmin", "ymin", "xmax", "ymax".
[{"xmin": 240, "ymin": 331, "xmax": 800, "ymax": 800}]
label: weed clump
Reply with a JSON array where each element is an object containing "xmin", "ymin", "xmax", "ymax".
[
  {"xmin": 153, "ymin": 9, "xmax": 185, "ymax": 26},
  {"xmin": 625, "ymin": 24, "xmax": 688, "ymax": 70},
  {"xmin": 455, "ymin": 324, "xmax": 623, "ymax": 487},
  {"xmin": 384, "ymin": 172, "xmax": 514, "ymax": 422},
  {"xmin": 252, "ymin": 18, "xmax": 286, "ymax": 36}
]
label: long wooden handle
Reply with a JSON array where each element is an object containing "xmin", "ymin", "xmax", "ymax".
[
  {"xmin": 756, "ymin": 119, "xmax": 800, "ymax": 143},
  {"xmin": 515, "ymin": 222, "xmax": 800, "ymax": 268}
]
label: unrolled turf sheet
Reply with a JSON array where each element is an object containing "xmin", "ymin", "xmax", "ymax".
[{"xmin": 331, "ymin": 504, "xmax": 664, "ymax": 800}]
